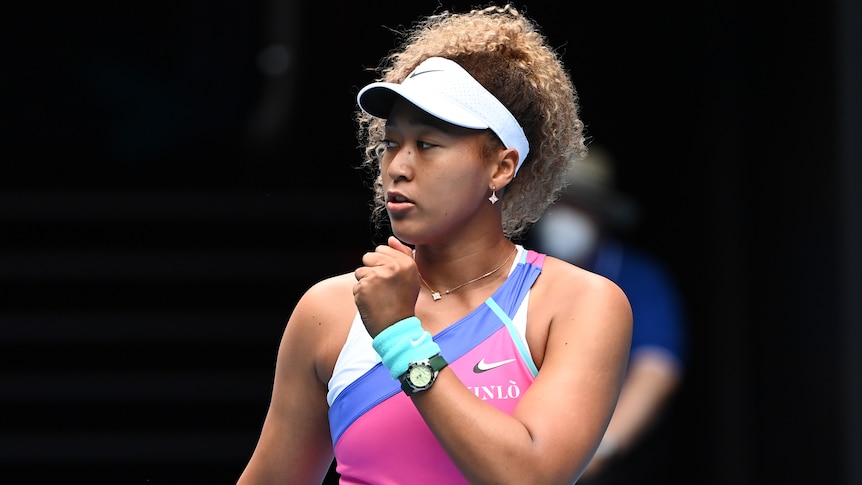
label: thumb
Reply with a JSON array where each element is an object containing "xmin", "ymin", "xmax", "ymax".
[{"xmin": 388, "ymin": 236, "xmax": 414, "ymax": 256}]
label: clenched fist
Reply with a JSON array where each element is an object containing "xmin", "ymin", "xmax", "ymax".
[{"xmin": 353, "ymin": 236, "xmax": 421, "ymax": 337}]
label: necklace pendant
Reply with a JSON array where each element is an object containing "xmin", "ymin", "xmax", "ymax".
[{"xmin": 431, "ymin": 291, "xmax": 442, "ymax": 301}]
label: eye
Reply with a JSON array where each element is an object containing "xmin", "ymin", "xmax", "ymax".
[{"xmin": 417, "ymin": 140, "xmax": 436, "ymax": 149}]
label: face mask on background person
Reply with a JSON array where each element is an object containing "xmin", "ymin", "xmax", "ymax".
[{"xmin": 534, "ymin": 205, "xmax": 600, "ymax": 265}]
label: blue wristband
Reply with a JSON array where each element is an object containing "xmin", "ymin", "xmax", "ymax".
[{"xmin": 371, "ymin": 316, "xmax": 441, "ymax": 379}]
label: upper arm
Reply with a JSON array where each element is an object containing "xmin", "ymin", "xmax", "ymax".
[
  {"xmin": 238, "ymin": 275, "xmax": 356, "ymax": 484},
  {"xmin": 515, "ymin": 260, "xmax": 633, "ymax": 477}
]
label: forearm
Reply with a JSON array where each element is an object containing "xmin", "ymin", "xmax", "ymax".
[
  {"xmin": 413, "ymin": 378, "xmax": 554, "ymax": 484},
  {"xmin": 410, "ymin": 370, "xmax": 605, "ymax": 485}
]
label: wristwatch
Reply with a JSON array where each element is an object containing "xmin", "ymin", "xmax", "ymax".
[{"xmin": 400, "ymin": 354, "xmax": 448, "ymax": 396}]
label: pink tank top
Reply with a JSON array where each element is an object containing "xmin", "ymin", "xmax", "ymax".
[{"xmin": 327, "ymin": 247, "xmax": 546, "ymax": 484}]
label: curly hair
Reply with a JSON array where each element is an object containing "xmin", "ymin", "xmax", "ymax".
[{"xmin": 355, "ymin": 3, "xmax": 586, "ymax": 238}]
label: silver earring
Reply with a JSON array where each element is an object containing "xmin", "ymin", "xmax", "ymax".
[{"xmin": 488, "ymin": 185, "xmax": 499, "ymax": 205}]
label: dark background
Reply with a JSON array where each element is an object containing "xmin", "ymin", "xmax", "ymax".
[{"xmin": 2, "ymin": 0, "xmax": 860, "ymax": 483}]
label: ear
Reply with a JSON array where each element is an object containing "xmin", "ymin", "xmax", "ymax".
[{"xmin": 490, "ymin": 147, "xmax": 518, "ymax": 189}]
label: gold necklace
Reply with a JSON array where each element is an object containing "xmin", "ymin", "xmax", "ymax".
[{"xmin": 416, "ymin": 246, "xmax": 517, "ymax": 301}]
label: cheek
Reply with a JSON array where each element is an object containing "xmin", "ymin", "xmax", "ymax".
[{"xmin": 433, "ymin": 172, "xmax": 486, "ymax": 207}]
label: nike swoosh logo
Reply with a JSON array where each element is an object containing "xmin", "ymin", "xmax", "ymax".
[
  {"xmin": 409, "ymin": 333, "xmax": 428, "ymax": 347},
  {"xmin": 473, "ymin": 358, "xmax": 516, "ymax": 373},
  {"xmin": 409, "ymin": 69, "xmax": 444, "ymax": 78}
]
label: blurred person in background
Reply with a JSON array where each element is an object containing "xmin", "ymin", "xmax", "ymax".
[{"xmin": 529, "ymin": 145, "xmax": 688, "ymax": 483}]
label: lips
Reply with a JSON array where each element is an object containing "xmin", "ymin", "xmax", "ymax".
[{"xmin": 386, "ymin": 190, "xmax": 415, "ymax": 213}]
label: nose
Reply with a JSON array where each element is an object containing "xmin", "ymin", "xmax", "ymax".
[{"xmin": 385, "ymin": 147, "xmax": 414, "ymax": 182}]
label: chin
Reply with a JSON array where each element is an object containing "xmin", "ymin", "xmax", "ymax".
[
  {"xmin": 393, "ymin": 234, "xmax": 418, "ymax": 248},
  {"xmin": 389, "ymin": 225, "xmax": 425, "ymax": 248}
]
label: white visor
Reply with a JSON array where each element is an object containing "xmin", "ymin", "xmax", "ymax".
[{"xmin": 357, "ymin": 57, "xmax": 530, "ymax": 175}]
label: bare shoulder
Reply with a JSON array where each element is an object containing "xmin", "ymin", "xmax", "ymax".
[
  {"xmin": 527, "ymin": 255, "xmax": 633, "ymax": 367},
  {"xmin": 291, "ymin": 272, "xmax": 358, "ymax": 327},
  {"xmin": 279, "ymin": 272, "xmax": 359, "ymax": 382},
  {"xmin": 533, "ymin": 255, "xmax": 631, "ymax": 316}
]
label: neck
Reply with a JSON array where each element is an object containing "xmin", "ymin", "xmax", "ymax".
[{"xmin": 414, "ymin": 241, "xmax": 518, "ymax": 299}]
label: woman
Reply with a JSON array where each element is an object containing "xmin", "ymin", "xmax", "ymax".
[{"xmin": 238, "ymin": 4, "xmax": 632, "ymax": 484}]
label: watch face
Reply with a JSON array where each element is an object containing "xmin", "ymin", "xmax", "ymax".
[{"xmin": 408, "ymin": 364, "xmax": 434, "ymax": 387}]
